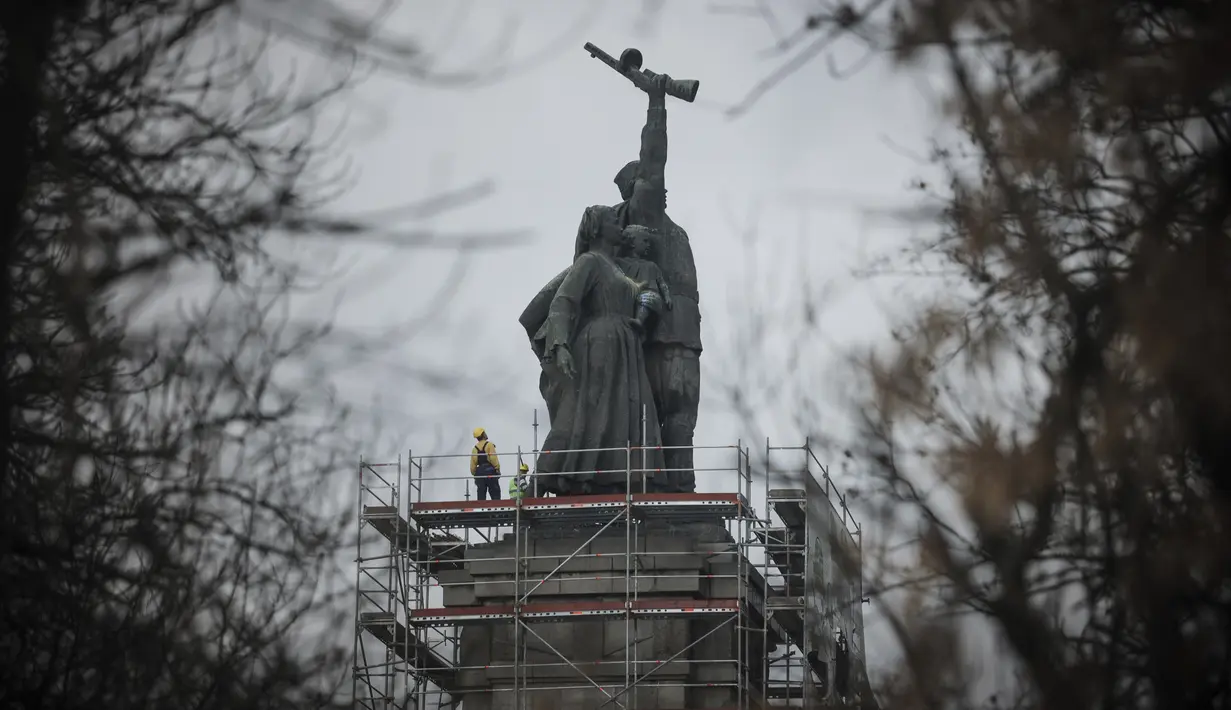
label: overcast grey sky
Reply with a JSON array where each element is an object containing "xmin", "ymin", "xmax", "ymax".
[{"xmin": 314, "ymin": 0, "xmax": 946, "ymax": 499}]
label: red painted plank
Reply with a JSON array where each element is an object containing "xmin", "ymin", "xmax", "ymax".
[
  {"xmin": 630, "ymin": 598, "xmax": 738, "ymax": 610},
  {"xmin": 411, "ymin": 492, "xmax": 743, "ymax": 512},
  {"xmin": 633, "ymin": 493, "xmax": 740, "ymax": 503},
  {"xmin": 411, "ymin": 500, "xmax": 511, "ymax": 512},
  {"xmin": 409, "ymin": 598, "xmax": 741, "ymax": 619},
  {"xmin": 411, "ymin": 604, "xmax": 513, "ymax": 618}
]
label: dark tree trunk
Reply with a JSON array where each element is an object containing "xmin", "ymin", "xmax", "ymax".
[{"xmin": 0, "ymin": 3, "xmax": 59, "ymax": 486}]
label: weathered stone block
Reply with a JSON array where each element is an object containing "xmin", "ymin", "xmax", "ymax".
[
  {"xmin": 705, "ymin": 576, "xmax": 741, "ymax": 598},
  {"xmin": 591, "ymin": 535, "xmax": 643, "ymax": 556},
  {"xmin": 692, "ymin": 661, "xmax": 739, "ymax": 682},
  {"xmin": 704, "ymin": 553, "xmax": 740, "ymax": 568},
  {"xmin": 443, "ymin": 584, "xmax": 478, "ymax": 606},
  {"xmin": 518, "ymin": 578, "xmax": 561, "ymax": 597},
  {"xmin": 474, "ymin": 577, "xmax": 516, "ymax": 599},
  {"xmin": 628, "ymin": 552, "xmax": 704, "ymax": 571},
  {"xmin": 469, "ymin": 558, "xmax": 517, "ymax": 576},
  {"xmin": 641, "ymin": 571, "xmax": 703, "ymax": 595},
  {"xmin": 645, "ymin": 535, "xmax": 693, "ymax": 554},
  {"xmin": 533, "ymin": 538, "xmax": 588, "ymax": 557},
  {"xmin": 557, "ymin": 576, "xmax": 621, "ymax": 596},
  {"xmin": 525, "ymin": 554, "xmax": 612, "ymax": 574},
  {"xmin": 457, "ymin": 525, "xmax": 743, "ymax": 710},
  {"xmin": 689, "ymin": 685, "xmax": 738, "ymax": 709},
  {"xmin": 645, "ymin": 683, "xmax": 687, "ymax": 707},
  {"xmin": 464, "ymin": 545, "xmax": 498, "ymax": 560}
]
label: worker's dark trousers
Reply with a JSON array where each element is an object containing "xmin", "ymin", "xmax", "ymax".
[
  {"xmin": 645, "ymin": 344, "xmax": 700, "ymax": 492},
  {"xmin": 474, "ymin": 469, "xmax": 500, "ymax": 500}
]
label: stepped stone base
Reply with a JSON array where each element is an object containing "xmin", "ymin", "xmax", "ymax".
[{"xmin": 448, "ymin": 522, "xmax": 762, "ymax": 710}]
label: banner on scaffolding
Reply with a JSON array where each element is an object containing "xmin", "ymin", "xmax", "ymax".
[{"xmin": 803, "ymin": 471, "xmax": 865, "ymax": 673}]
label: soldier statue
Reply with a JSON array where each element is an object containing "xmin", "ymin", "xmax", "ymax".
[{"xmin": 605, "ymin": 54, "xmax": 702, "ymax": 493}]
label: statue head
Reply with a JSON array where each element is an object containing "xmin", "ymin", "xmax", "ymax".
[
  {"xmin": 614, "ymin": 160, "xmax": 639, "ymax": 201},
  {"xmin": 573, "ymin": 205, "xmax": 619, "ymax": 260},
  {"xmin": 614, "ymin": 160, "xmax": 667, "ymax": 208},
  {"xmin": 622, "ymin": 225, "xmax": 658, "ymax": 259}
]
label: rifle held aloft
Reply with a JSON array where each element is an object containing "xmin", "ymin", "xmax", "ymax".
[{"xmin": 583, "ymin": 42, "xmax": 700, "ymax": 103}]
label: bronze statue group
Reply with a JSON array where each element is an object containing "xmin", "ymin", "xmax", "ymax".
[{"xmin": 518, "ymin": 70, "xmax": 702, "ymax": 497}]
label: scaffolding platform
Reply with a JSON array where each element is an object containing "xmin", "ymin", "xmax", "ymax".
[
  {"xmin": 755, "ymin": 527, "xmax": 805, "ymax": 597},
  {"xmin": 739, "ymin": 554, "xmax": 798, "ymax": 651},
  {"xmin": 408, "ymin": 598, "xmax": 741, "ymax": 625},
  {"xmin": 362, "ymin": 505, "xmax": 468, "ymax": 572},
  {"xmin": 768, "ymin": 488, "xmax": 808, "ymax": 526},
  {"xmin": 358, "ymin": 612, "xmax": 460, "ymax": 693},
  {"xmin": 407, "ymin": 492, "xmax": 749, "ymax": 529},
  {"xmin": 352, "ymin": 441, "xmax": 872, "ymax": 710},
  {"xmin": 765, "ymin": 684, "xmax": 809, "ymax": 699}
]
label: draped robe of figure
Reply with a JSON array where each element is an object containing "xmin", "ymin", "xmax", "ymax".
[
  {"xmin": 519, "ymin": 267, "xmax": 569, "ymax": 424},
  {"xmin": 533, "ymin": 247, "xmax": 667, "ymax": 495},
  {"xmin": 518, "ymin": 219, "xmax": 601, "ymax": 425},
  {"xmin": 518, "ymin": 251, "xmax": 666, "ymax": 430}
]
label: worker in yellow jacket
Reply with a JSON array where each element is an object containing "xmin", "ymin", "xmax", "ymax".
[
  {"xmin": 509, "ymin": 462, "xmax": 530, "ymax": 501},
  {"xmin": 469, "ymin": 427, "xmax": 501, "ymax": 500}
]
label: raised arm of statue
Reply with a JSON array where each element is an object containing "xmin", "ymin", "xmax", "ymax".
[{"xmin": 626, "ymin": 75, "xmax": 671, "ymax": 232}]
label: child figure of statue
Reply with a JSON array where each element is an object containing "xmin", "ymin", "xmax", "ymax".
[{"xmin": 617, "ymin": 225, "xmax": 673, "ymax": 335}]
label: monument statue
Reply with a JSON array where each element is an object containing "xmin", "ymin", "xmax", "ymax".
[
  {"xmin": 518, "ymin": 45, "xmax": 702, "ymax": 494},
  {"xmin": 530, "ymin": 205, "xmax": 667, "ymax": 495}
]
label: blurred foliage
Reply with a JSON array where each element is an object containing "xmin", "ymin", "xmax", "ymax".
[
  {"xmin": 723, "ymin": 0, "xmax": 1231, "ymax": 708},
  {"xmin": 0, "ymin": 1, "xmax": 505, "ymax": 708}
]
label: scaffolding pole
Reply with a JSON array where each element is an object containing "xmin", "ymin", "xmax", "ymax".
[
  {"xmin": 354, "ymin": 458, "xmax": 409, "ymax": 710},
  {"xmin": 513, "ymin": 459, "xmax": 522, "ymax": 710},
  {"xmin": 624, "ymin": 436, "xmax": 634, "ymax": 710}
]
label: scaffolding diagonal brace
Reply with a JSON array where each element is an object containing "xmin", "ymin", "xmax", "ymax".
[
  {"xmin": 519, "ymin": 618, "xmax": 627, "ymax": 709},
  {"xmin": 595, "ymin": 613, "xmax": 738, "ymax": 710},
  {"xmin": 518, "ymin": 509, "xmax": 625, "ymax": 603}
]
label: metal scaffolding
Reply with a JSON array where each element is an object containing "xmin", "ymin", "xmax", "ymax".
[{"xmin": 352, "ymin": 425, "xmax": 866, "ymax": 710}]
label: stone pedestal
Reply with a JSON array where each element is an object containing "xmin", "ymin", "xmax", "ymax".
[{"xmin": 445, "ymin": 522, "xmax": 761, "ymax": 710}]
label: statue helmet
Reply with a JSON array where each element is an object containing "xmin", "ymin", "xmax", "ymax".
[{"xmin": 614, "ymin": 160, "xmax": 639, "ymax": 200}]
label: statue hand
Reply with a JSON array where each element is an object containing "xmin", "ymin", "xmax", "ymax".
[
  {"xmin": 626, "ymin": 317, "xmax": 647, "ymax": 342},
  {"xmin": 649, "ymin": 73, "xmax": 672, "ymax": 97},
  {"xmin": 554, "ymin": 345, "xmax": 576, "ymax": 379}
]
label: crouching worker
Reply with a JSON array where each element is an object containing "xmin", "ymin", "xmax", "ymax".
[
  {"xmin": 470, "ymin": 427, "xmax": 501, "ymax": 500},
  {"xmin": 509, "ymin": 462, "xmax": 530, "ymax": 502}
]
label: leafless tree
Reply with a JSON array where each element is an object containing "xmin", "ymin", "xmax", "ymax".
[
  {"xmin": 718, "ymin": 1, "xmax": 1231, "ymax": 709},
  {"xmin": 0, "ymin": 2, "xmax": 529, "ymax": 708}
]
